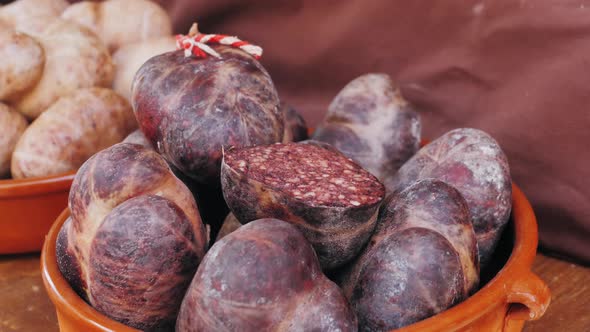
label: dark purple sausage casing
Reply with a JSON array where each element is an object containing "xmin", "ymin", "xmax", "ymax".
[
  {"xmin": 56, "ymin": 143, "xmax": 208, "ymax": 330},
  {"xmin": 132, "ymin": 48, "xmax": 284, "ymax": 185},
  {"xmin": 86, "ymin": 195, "xmax": 199, "ymax": 331},
  {"xmin": 281, "ymin": 102, "xmax": 309, "ymax": 143},
  {"xmin": 221, "ymin": 142, "xmax": 386, "ymax": 270},
  {"xmin": 312, "ymin": 73, "xmax": 421, "ymax": 184},
  {"xmin": 123, "ymin": 129, "xmax": 229, "ymax": 237},
  {"xmin": 388, "ymin": 128, "xmax": 512, "ymax": 266},
  {"xmin": 339, "ymin": 179, "xmax": 479, "ymax": 331},
  {"xmin": 176, "ymin": 218, "xmax": 358, "ymax": 332}
]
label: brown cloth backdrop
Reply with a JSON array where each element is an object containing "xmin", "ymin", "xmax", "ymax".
[{"xmin": 157, "ymin": 0, "xmax": 590, "ymax": 265}]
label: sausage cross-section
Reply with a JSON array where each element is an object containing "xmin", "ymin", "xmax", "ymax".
[{"xmin": 221, "ymin": 142, "xmax": 385, "ymax": 270}]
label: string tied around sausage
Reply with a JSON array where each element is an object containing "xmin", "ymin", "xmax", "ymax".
[{"xmin": 175, "ymin": 23, "xmax": 262, "ymax": 59}]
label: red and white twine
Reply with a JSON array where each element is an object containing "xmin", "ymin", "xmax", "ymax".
[{"xmin": 176, "ymin": 33, "xmax": 263, "ymax": 59}]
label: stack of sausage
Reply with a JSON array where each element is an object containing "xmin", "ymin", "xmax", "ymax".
[{"xmin": 52, "ymin": 10, "xmax": 513, "ymax": 332}]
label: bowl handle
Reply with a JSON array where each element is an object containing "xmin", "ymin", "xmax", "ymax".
[{"xmin": 503, "ymin": 271, "xmax": 551, "ymax": 331}]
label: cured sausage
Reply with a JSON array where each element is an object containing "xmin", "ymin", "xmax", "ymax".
[
  {"xmin": 389, "ymin": 128, "xmax": 512, "ymax": 266},
  {"xmin": 177, "ymin": 218, "xmax": 357, "ymax": 332},
  {"xmin": 221, "ymin": 142, "xmax": 385, "ymax": 270},
  {"xmin": 339, "ymin": 179, "xmax": 479, "ymax": 331},
  {"xmin": 132, "ymin": 48, "xmax": 284, "ymax": 185},
  {"xmin": 313, "ymin": 73, "xmax": 421, "ymax": 185}
]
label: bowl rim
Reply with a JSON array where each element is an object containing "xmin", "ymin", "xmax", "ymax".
[
  {"xmin": 0, "ymin": 171, "xmax": 75, "ymax": 198},
  {"xmin": 41, "ymin": 182, "xmax": 538, "ymax": 332}
]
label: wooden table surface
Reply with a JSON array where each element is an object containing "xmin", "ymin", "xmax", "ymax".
[{"xmin": 0, "ymin": 253, "xmax": 588, "ymax": 331}]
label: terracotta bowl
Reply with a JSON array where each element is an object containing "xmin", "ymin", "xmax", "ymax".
[
  {"xmin": 41, "ymin": 183, "xmax": 550, "ymax": 332},
  {"xmin": 0, "ymin": 172, "xmax": 74, "ymax": 254}
]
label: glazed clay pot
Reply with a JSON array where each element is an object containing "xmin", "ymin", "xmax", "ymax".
[
  {"xmin": 41, "ymin": 182, "xmax": 550, "ymax": 332},
  {"xmin": 0, "ymin": 172, "xmax": 74, "ymax": 254}
]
